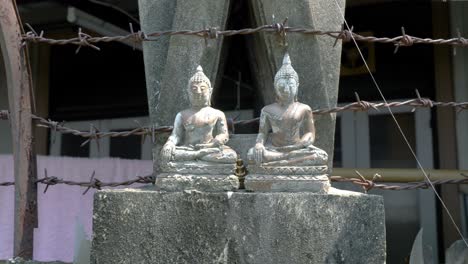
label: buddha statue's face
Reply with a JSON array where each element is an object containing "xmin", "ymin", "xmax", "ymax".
[
  {"xmin": 189, "ymin": 81, "xmax": 211, "ymax": 107},
  {"xmin": 274, "ymin": 77, "xmax": 298, "ymax": 104}
]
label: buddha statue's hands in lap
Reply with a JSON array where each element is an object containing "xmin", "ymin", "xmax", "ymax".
[
  {"xmin": 160, "ymin": 66, "xmax": 237, "ymax": 167},
  {"xmin": 248, "ymin": 53, "xmax": 328, "ymax": 167}
]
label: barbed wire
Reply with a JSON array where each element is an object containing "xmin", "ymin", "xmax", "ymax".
[
  {"xmin": 1, "ymin": 172, "xmax": 468, "ymax": 193},
  {"xmin": 21, "ymin": 21, "xmax": 468, "ymax": 51},
  {"xmin": 0, "ymin": 169, "xmax": 154, "ymax": 194},
  {"xmin": 2, "ymin": 98, "xmax": 465, "ymax": 191},
  {"xmin": 1, "ymin": 95, "xmax": 467, "ymax": 144},
  {"xmin": 0, "ymin": 181, "xmax": 14, "ymax": 187},
  {"xmin": 330, "ymin": 173, "xmax": 468, "ymax": 192}
]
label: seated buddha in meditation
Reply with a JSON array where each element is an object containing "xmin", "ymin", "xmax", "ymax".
[
  {"xmin": 160, "ymin": 66, "xmax": 237, "ymax": 168},
  {"xmin": 248, "ymin": 53, "xmax": 328, "ymax": 167}
]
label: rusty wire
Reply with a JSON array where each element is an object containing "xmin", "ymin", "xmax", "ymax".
[
  {"xmin": 0, "ymin": 181, "xmax": 15, "ymax": 186},
  {"xmin": 36, "ymin": 169, "xmax": 155, "ymax": 195},
  {"xmin": 0, "ymin": 96, "xmax": 467, "ymax": 142},
  {"xmin": 0, "ymin": 169, "xmax": 153, "ymax": 194},
  {"xmin": 330, "ymin": 175, "xmax": 468, "ymax": 192},
  {"xmin": 30, "ymin": 114, "xmax": 173, "ymax": 146},
  {"xmin": 20, "ymin": 22, "xmax": 468, "ymax": 51},
  {"xmin": 313, "ymin": 97, "xmax": 468, "ymax": 114},
  {"xmin": 1, "ymin": 173, "xmax": 468, "ymax": 193}
]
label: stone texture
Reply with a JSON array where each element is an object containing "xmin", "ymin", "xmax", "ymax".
[
  {"xmin": 245, "ymin": 174, "xmax": 330, "ymax": 193},
  {"xmin": 446, "ymin": 240, "xmax": 468, "ymax": 264},
  {"xmin": 91, "ymin": 189, "xmax": 386, "ymax": 263},
  {"xmin": 155, "ymin": 174, "xmax": 239, "ymax": 192},
  {"xmin": 245, "ymin": 165, "xmax": 330, "ymax": 192},
  {"xmin": 248, "ymin": 165, "xmax": 328, "ymax": 175},
  {"xmin": 138, "ymin": 0, "xmax": 231, "ymax": 127},
  {"xmin": 139, "ymin": 0, "xmax": 232, "ymax": 173},
  {"xmin": 162, "ymin": 162, "xmax": 236, "ymax": 175},
  {"xmin": 247, "ymin": 0, "xmax": 346, "ymax": 170}
]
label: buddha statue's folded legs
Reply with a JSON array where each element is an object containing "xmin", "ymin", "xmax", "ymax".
[
  {"xmin": 244, "ymin": 53, "xmax": 330, "ymax": 192},
  {"xmin": 262, "ymin": 145, "xmax": 328, "ymax": 166},
  {"xmin": 247, "ymin": 144, "xmax": 328, "ymax": 166},
  {"xmin": 172, "ymin": 146, "xmax": 237, "ymax": 163},
  {"xmin": 156, "ymin": 65, "xmax": 239, "ymax": 191}
]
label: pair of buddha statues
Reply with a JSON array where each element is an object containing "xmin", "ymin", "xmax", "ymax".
[{"xmin": 158, "ymin": 54, "xmax": 329, "ymax": 191}]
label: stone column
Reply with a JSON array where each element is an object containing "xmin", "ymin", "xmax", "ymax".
[
  {"xmin": 248, "ymin": 0, "xmax": 345, "ymax": 169},
  {"xmin": 138, "ymin": 0, "xmax": 231, "ymax": 171}
]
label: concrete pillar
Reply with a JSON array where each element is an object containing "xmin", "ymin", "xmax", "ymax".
[
  {"xmin": 248, "ymin": 0, "xmax": 346, "ymax": 168},
  {"xmin": 138, "ymin": 0, "xmax": 232, "ymax": 172},
  {"xmin": 138, "ymin": 0, "xmax": 231, "ymax": 127}
]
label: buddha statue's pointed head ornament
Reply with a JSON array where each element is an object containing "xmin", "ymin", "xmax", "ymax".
[
  {"xmin": 188, "ymin": 65, "xmax": 212, "ymax": 107},
  {"xmin": 274, "ymin": 53, "xmax": 299, "ymax": 103}
]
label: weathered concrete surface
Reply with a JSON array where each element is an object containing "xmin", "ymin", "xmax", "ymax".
[
  {"xmin": 139, "ymin": 0, "xmax": 231, "ymax": 173},
  {"xmin": 155, "ymin": 174, "xmax": 239, "ymax": 192},
  {"xmin": 138, "ymin": 0, "xmax": 231, "ymax": 127},
  {"xmin": 91, "ymin": 189, "xmax": 386, "ymax": 264},
  {"xmin": 446, "ymin": 240, "xmax": 468, "ymax": 264},
  {"xmin": 248, "ymin": 0, "xmax": 346, "ymax": 170},
  {"xmin": 245, "ymin": 174, "xmax": 330, "ymax": 193}
]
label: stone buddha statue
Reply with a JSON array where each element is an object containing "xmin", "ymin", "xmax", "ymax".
[
  {"xmin": 246, "ymin": 53, "xmax": 330, "ymax": 192},
  {"xmin": 248, "ymin": 53, "xmax": 328, "ymax": 166},
  {"xmin": 157, "ymin": 66, "xmax": 238, "ymax": 191}
]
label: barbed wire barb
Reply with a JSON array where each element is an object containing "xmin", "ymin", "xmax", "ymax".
[
  {"xmin": 334, "ymin": 24, "xmax": 353, "ymax": 47},
  {"xmin": 19, "ymin": 22, "xmax": 468, "ymax": 50},
  {"xmin": 75, "ymin": 28, "xmax": 101, "ymax": 54},
  {"xmin": 3, "ymin": 172, "xmax": 468, "ymax": 191},
  {"xmin": 274, "ymin": 17, "xmax": 288, "ymax": 47},
  {"xmin": 413, "ymin": 89, "xmax": 432, "ymax": 112},
  {"xmin": 354, "ymin": 92, "xmax": 378, "ymax": 111},
  {"xmin": 40, "ymin": 169, "xmax": 58, "ymax": 194},
  {"xmin": 83, "ymin": 171, "xmax": 98, "ymax": 195},
  {"xmin": 1, "ymin": 97, "xmax": 467, "ymax": 140},
  {"xmin": 394, "ymin": 27, "xmax": 413, "ymax": 54}
]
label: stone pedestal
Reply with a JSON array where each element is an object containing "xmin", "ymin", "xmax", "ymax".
[
  {"xmin": 245, "ymin": 165, "xmax": 330, "ymax": 192},
  {"xmin": 156, "ymin": 174, "xmax": 239, "ymax": 192},
  {"xmin": 245, "ymin": 174, "xmax": 330, "ymax": 193},
  {"xmin": 157, "ymin": 162, "xmax": 239, "ymax": 192},
  {"xmin": 91, "ymin": 189, "xmax": 386, "ymax": 264}
]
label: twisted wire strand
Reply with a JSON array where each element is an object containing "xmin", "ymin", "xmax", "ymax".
[
  {"xmin": 20, "ymin": 24, "xmax": 468, "ymax": 50},
  {"xmin": 1, "ymin": 97, "xmax": 467, "ymax": 140},
  {"xmin": 2, "ymin": 174, "xmax": 467, "ymax": 192}
]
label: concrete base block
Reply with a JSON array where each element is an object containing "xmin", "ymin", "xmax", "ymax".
[
  {"xmin": 245, "ymin": 174, "xmax": 330, "ymax": 193},
  {"xmin": 91, "ymin": 189, "xmax": 386, "ymax": 263},
  {"xmin": 155, "ymin": 174, "xmax": 240, "ymax": 192}
]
